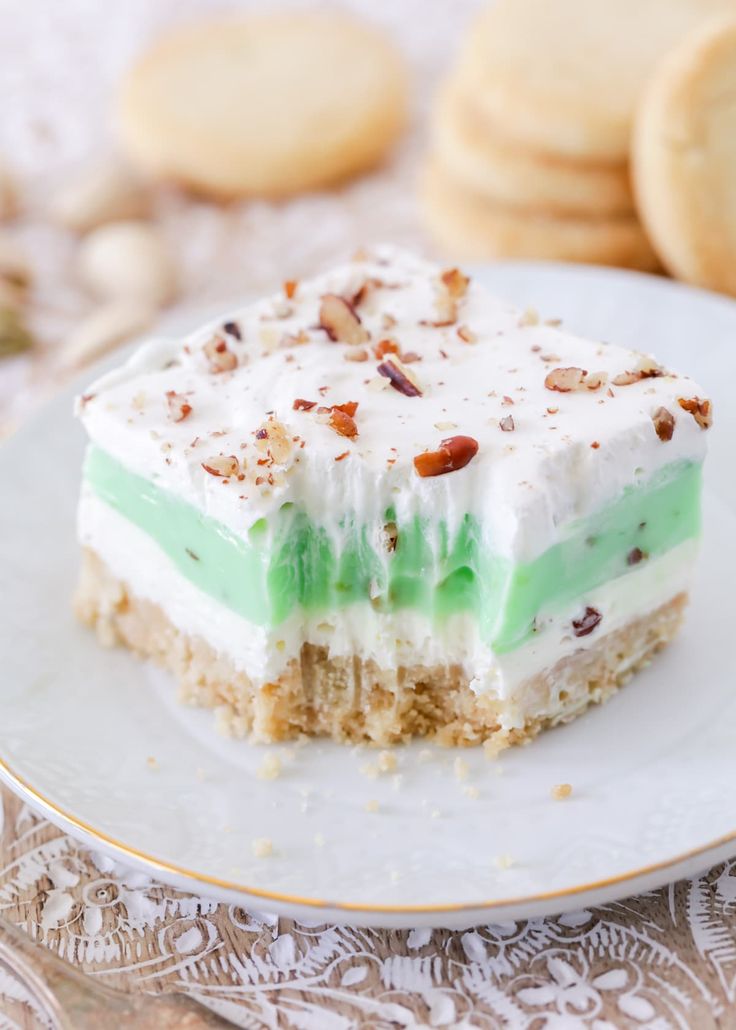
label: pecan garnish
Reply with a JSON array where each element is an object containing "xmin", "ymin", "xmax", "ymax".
[
  {"xmin": 254, "ymin": 419, "xmax": 292, "ymax": 464},
  {"xmin": 350, "ymin": 276, "xmax": 388, "ymax": 307},
  {"xmin": 222, "ymin": 320, "xmax": 241, "ymax": 340},
  {"xmin": 413, "ymin": 435, "xmax": 479, "ymax": 477},
  {"xmin": 457, "ymin": 325, "xmax": 477, "ymax": 344},
  {"xmin": 545, "ymin": 367, "xmax": 607, "ymax": 393},
  {"xmin": 377, "ymin": 357, "xmax": 423, "ymax": 397},
  {"xmin": 204, "ymin": 335, "xmax": 238, "ymax": 373},
  {"xmin": 331, "ymin": 400, "xmax": 358, "ymax": 417},
  {"xmin": 612, "ymin": 359, "xmax": 663, "ymax": 386},
  {"xmin": 613, "ymin": 370, "xmax": 648, "ymax": 386},
  {"xmin": 584, "ymin": 371, "xmax": 608, "ymax": 391},
  {"xmin": 293, "ymin": 398, "xmax": 317, "ymax": 411},
  {"xmin": 677, "ymin": 396, "xmax": 712, "ymax": 430},
  {"xmin": 572, "ymin": 606, "xmax": 602, "ymax": 637},
  {"xmin": 375, "ymin": 338, "xmax": 400, "ymax": 359},
  {"xmin": 165, "ymin": 390, "xmax": 191, "ymax": 422},
  {"xmin": 424, "ymin": 267, "xmax": 471, "ymax": 326},
  {"xmin": 318, "ymin": 293, "xmax": 369, "ymax": 345},
  {"xmin": 440, "ymin": 267, "xmax": 470, "ymax": 299},
  {"xmin": 202, "ymin": 455, "xmax": 240, "ymax": 477},
  {"xmin": 627, "ymin": 547, "xmax": 647, "ymax": 566},
  {"xmin": 652, "ymin": 406, "xmax": 675, "ymax": 442},
  {"xmin": 328, "ymin": 408, "xmax": 358, "ymax": 438},
  {"xmin": 382, "ymin": 521, "xmax": 398, "ymax": 552},
  {"xmin": 499, "ymin": 415, "xmax": 515, "ymax": 432}
]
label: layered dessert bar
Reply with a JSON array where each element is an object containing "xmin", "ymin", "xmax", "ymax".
[{"xmin": 75, "ymin": 247, "xmax": 711, "ymax": 747}]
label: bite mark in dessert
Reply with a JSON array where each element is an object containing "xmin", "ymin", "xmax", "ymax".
[{"xmin": 74, "ymin": 246, "xmax": 711, "ymax": 748}]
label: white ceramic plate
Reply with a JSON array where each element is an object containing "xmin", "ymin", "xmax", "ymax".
[{"xmin": 1, "ymin": 263, "xmax": 735, "ymax": 930}]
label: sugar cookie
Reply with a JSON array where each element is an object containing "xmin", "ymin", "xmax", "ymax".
[
  {"xmin": 633, "ymin": 17, "xmax": 736, "ymax": 295},
  {"xmin": 461, "ymin": 0, "xmax": 732, "ymax": 163},
  {"xmin": 432, "ymin": 81, "xmax": 633, "ymax": 216},
  {"xmin": 118, "ymin": 12, "xmax": 408, "ymax": 198},
  {"xmin": 421, "ymin": 160, "xmax": 659, "ymax": 270}
]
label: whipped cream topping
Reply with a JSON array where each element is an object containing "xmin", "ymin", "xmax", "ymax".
[{"xmin": 77, "ymin": 245, "xmax": 710, "ymax": 561}]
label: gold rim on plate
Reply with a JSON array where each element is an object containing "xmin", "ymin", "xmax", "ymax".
[{"xmin": 2, "ymin": 754, "xmax": 735, "ymax": 916}]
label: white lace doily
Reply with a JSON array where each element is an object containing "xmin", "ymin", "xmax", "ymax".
[{"xmin": 2, "ymin": 789, "xmax": 735, "ymax": 1028}]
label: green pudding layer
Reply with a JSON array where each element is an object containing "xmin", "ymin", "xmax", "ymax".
[{"xmin": 84, "ymin": 447, "xmax": 702, "ymax": 653}]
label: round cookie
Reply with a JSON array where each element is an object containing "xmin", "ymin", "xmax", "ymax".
[
  {"xmin": 461, "ymin": 0, "xmax": 733, "ymax": 163},
  {"xmin": 117, "ymin": 12, "xmax": 408, "ymax": 199},
  {"xmin": 432, "ymin": 81, "xmax": 634, "ymax": 216},
  {"xmin": 633, "ymin": 17, "xmax": 736, "ymax": 295},
  {"xmin": 420, "ymin": 160, "xmax": 659, "ymax": 270}
]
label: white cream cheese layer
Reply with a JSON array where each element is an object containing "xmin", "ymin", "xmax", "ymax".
[{"xmin": 77, "ymin": 245, "xmax": 709, "ymax": 565}]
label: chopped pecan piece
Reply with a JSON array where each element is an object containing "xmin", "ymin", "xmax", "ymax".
[
  {"xmin": 350, "ymin": 276, "xmax": 388, "ymax": 307},
  {"xmin": 375, "ymin": 338, "xmax": 400, "ymax": 359},
  {"xmin": 204, "ymin": 335, "xmax": 238, "ymax": 373},
  {"xmin": 612, "ymin": 362, "xmax": 664, "ymax": 386},
  {"xmin": 413, "ymin": 435, "xmax": 479, "ymax": 477},
  {"xmin": 222, "ymin": 320, "xmax": 241, "ymax": 340},
  {"xmin": 440, "ymin": 267, "xmax": 470, "ymax": 299},
  {"xmin": 331, "ymin": 400, "xmax": 358, "ymax": 417},
  {"xmin": 254, "ymin": 419, "xmax": 292, "ymax": 464},
  {"xmin": 499, "ymin": 415, "xmax": 515, "ymax": 432},
  {"xmin": 377, "ymin": 357, "xmax": 423, "ymax": 397},
  {"xmin": 457, "ymin": 325, "xmax": 477, "ymax": 343},
  {"xmin": 423, "ymin": 267, "xmax": 470, "ymax": 326},
  {"xmin": 544, "ymin": 367, "xmax": 606, "ymax": 393},
  {"xmin": 202, "ymin": 455, "xmax": 240, "ymax": 477},
  {"xmin": 544, "ymin": 367, "xmax": 586, "ymax": 392},
  {"xmin": 652, "ymin": 406, "xmax": 675, "ymax": 442},
  {"xmin": 328, "ymin": 408, "xmax": 358, "ymax": 438},
  {"xmin": 627, "ymin": 547, "xmax": 647, "ymax": 566},
  {"xmin": 612, "ymin": 370, "xmax": 639, "ymax": 386},
  {"xmin": 165, "ymin": 390, "xmax": 191, "ymax": 422},
  {"xmin": 572, "ymin": 606, "xmax": 602, "ymax": 637},
  {"xmin": 677, "ymin": 396, "xmax": 712, "ymax": 430},
  {"xmin": 318, "ymin": 293, "xmax": 369, "ymax": 345},
  {"xmin": 293, "ymin": 398, "xmax": 317, "ymax": 411},
  {"xmin": 584, "ymin": 371, "xmax": 608, "ymax": 391},
  {"xmin": 382, "ymin": 521, "xmax": 398, "ymax": 553}
]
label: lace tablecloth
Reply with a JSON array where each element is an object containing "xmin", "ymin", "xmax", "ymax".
[
  {"xmin": 1, "ymin": 790, "xmax": 735, "ymax": 1028},
  {"xmin": 1, "ymin": 2, "xmax": 735, "ymax": 1027}
]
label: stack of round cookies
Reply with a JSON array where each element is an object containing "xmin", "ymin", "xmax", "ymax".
[{"xmin": 422, "ymin": 0, "xmax": 732, "ymax": 269}]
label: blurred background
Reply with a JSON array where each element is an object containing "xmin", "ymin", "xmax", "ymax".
[
  {"xmin": 0, "ymin": 0, "xmax": 732, "ymax": 435},
  {"xmin": 0, "ymin": 0, "xmax": 461, "ymax": 435}
]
